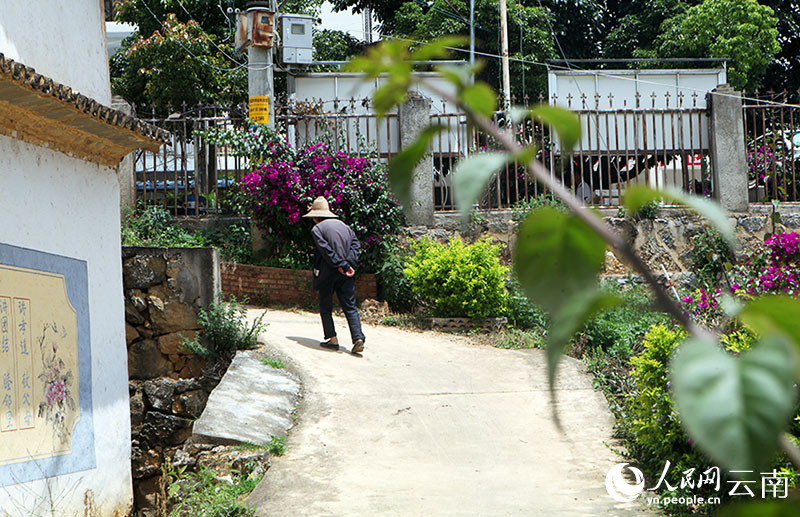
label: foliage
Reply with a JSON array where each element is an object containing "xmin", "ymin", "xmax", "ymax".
[
  {"xmin": 354, "ymin": 39, "xmax": 800, "ymax": 513},
  {"xmin": 181, "ymin": 298, "xmax": 267, "ymax": 359},
  {"xmin": 491, "ymin": 327, "xmax": 544, "ymax": 350},
  {"xmin": 404, "ymin": 237, "xmax": 509, "ymax": 319},
  {"xmin": 505, "ymin": 277, "xmax": 549, "ymax": 331},
  {"xmin": 261, "ymin": 357, "xmax": 286, "ymax": 369},
  {"xmin": 511, "ymin": 194, "xmax": 566, "ymax": 225},
  {"xmin": 110, "ymin": 14, "xmax": 246, "ymax": 114},
  {"xmin": 121, "ymin": 206, "xmax": 206, "ymax": 247},
  {"xmin": 581, "ymin": 284, "xmax": 671, "ymax": 358},
  {"xmin": 730, "ymin": 231, "xmax": 800, "ymax": 297},
  {"xmin": 375, "ymin": 243, "xmax": 415, "ymax": 313},
  {"xmin": 121, "ymin": 206, "xmax": 253, "ymax": 262},
  {"xmin": 312, "ymin": 29, "xmax": 366, "ymax": 62},
  {"xmin": 164, "ymin": 461, "xmax": 261, "ymax": 517},
  {"xmin": 230, "ymin": 127, "xmax": 403, "ymax": 272},
  {"xmin": 391, "ymin": 0, "xmax": 555, "ymax": 98},
  {"xmin": 691, "ymin": 228, "xmax": 733, "ymax": 288},
  {"xmin": 680, "ymin": 288, "xmax": 724, "ymax": 327},
  {"xmin": 641, "ymin": 0, "xmax": 780, "ymax": 91},
  {"xmin": 267, "ymin": 435, "xmax": 287, "ymax": 457}
]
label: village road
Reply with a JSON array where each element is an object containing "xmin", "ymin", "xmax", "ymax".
[{"xmin": 245, "ymin": 309, "xmax": 651, "ymax": 516}]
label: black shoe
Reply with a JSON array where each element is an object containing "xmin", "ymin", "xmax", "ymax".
[
  {"xmin": 351, "ymin": 339, "xmax": 365, "ymax": 354},
  {"xmin": 320, "ymin": 340, "xmax": 339, "ymax": 350}
]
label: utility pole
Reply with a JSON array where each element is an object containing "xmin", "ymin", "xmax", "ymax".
[
  {"xmin": 499, "ymin": 0, "xmax": 511, "ymax": 111},
  {"xmin": 241, "ymin": 1, "xmax": 276, "ymax": 128},
  {"xmin": 469, "ymin": 0, "xmax": 475, "ymax": 68}
]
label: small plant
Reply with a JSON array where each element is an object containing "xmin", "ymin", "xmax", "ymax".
[
  {"xmin": 379, "ymin": 315, "xmax": 401, "ymax": 326},
  {"xmin": 121, "ymin": 205, "xmax": 206, "ymax": 247},
  {"xmin": 631, "ymin": 200, "xmax": 660, "ymax": 220},
  {"xmin": 511, "ymin": 194, "xmax": 566, "ymax": 224},
  {"xmin": 690, "ymin": 228, "xmax": 733, "ymax": 288},
  {"xmin": 261, "ymin": 357, "xmax": 285, "ymax": 369},
  {"xmin": 181, "ymin": 298, "xmax": 268, "ymax": 359},
  {"xmin": 164, "ymin": 461, "xmax": 261, "ymax": 517},
  {"xmin": 404, "ymin": 236, "xmax": 509, "ymax": 319},
  {"xmin": 267, "ymin": 435, "xmax": 286, "ymax": 457}
]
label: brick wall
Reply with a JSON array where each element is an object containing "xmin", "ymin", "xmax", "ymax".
[{"xmin": 221, "ymin": 263, "xmax": 378, "ymax": 306}]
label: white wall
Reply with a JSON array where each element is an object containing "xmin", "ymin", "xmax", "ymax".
[
  {"xmin": 0, "ymin": 1, "xmax": 131, "ymax": 514},
  {"xmin": 0, "ymin": 0, "xmax": 111, "ymax": 104},
  {"xmin": 0, "ymin": 136, "xmax": 131, "ymax": 516}
]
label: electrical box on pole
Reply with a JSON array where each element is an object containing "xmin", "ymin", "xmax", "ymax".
[
  {"xmin": 279, "ymin": 14, "xmax": 314, "ymax": 65},
  {"xmin": 238, "ymin": 2, "xmax": 275, "ymax": 127}
]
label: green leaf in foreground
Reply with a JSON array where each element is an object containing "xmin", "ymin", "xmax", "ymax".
[
  {"xmin": 388, "ymin": 124, "xmax": 444, "ymax": 207},
  {"xmin": 623, "ymin": 185, "xmax": 735, "ymax": 247},
  {"xmin": 461, "ymin": 82, "xmax": 497, "ymax": 119},
  {"xmin": 671, "ymin": 336, "xmax": 797, "ymax": 473},
  {"xmin": 740, "ymin": 295, "xmax": 800, "ymax": 377},
  {"xmin": 453, "ymin": 152, "xmax": 507, "ymax": 221},
  {"xmin": 513, "ymin": 207, "xmax": 606, "ymax": 314},
  {"xmin": 546, "ymin": 290, "xmax": 621, "ymax": 389},
  {"xmin": 531, "ymin": 105, "xmax": 581, "ymax": 152}
]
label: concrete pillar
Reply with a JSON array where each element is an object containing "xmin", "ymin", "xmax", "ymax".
[
  {"xmin": 398, "ymin": 91, "xmax": 434, "ymax": 225},
  {"xmin": 112, "ymin": 96, "xmax": 138, "ymax": 215},
  {"xmin": 708, "ymin": 84, "xmax": 749, "ymax": 212}
]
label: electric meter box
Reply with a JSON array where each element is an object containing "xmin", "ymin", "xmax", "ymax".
[{"xmin": 280, "ymin": 14, "xmax": 314, "ymax": 64}]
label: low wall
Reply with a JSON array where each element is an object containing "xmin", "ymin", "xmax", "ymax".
[
  {"xmin": 122, "ymin": 246, "xmax": 221, "ymax": 514},
  {"xmin": 221, "ymin": 263, "xmax": 378, "ymax": 306},
  {"xmin": 406, "ymin": 204, "xmax": 800, "ymax": 279}
]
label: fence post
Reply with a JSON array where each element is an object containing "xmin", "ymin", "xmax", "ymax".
[
  {"xmin": 399, "ymin": 91, "xmax": 434, "ymax": 225},
  {"xmin": 708, "ymin": 84, "xmax": 749, "ymax": 212}
]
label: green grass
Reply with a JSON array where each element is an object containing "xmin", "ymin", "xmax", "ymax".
[
  {"xmin": 261, "ymin": 357, "xmax": 285, "ymax": 369},
  {"xmin": 490, "ymin": 327, "xmax": 545, "ymax": 349},
  {"xmin": 165, "ymin": 463, "xmax": 262, "ymax": 517},
  {"xmin": 267, "ymin": 435, "xmax": 286, "ymax": 457}
]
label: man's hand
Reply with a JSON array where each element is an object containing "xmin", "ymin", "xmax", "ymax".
[{"xmin": 338, "ymin": 266, "xmax": 356, "ymax": 277}]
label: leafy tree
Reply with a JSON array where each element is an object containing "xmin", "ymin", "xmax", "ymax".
[
  {"xmin": 602, "ymin": 0, "xmax": 696, "ymax": 59},
  {"xmin": 111, "ymin": 0, "xmax": 329, "ymax": 112},
  {"xmin": 110, "ymin": 14, "xmax": 247, "ymax": 114},
  {"xmin": 640, "ymin": 0, "xmax": 780, "ymax": 91},
  {"xmin": 759, "ymin": 0, "xmax": 800, "ymax": 94},
  {"xmin": 393, "ymin": 0, "xmax": 555, "ymax": 99},
  {"xmin": 312, "ymin": 29, "xmax": 366, "ymax": 62},
  {"xmin": 328, "ymin": 0, "xmax": 406, "ymax": 34}
]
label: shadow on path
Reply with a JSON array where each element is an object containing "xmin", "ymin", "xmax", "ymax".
[{"xmin": 287, "ymin": 335, "xmax": 343, "ymax": 353}]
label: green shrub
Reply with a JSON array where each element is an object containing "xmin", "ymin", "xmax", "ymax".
[
  {"xmin": 581, "ymin": 284, "xmax": 670, "ymax": 358},
  {"xmin": 198, "ymin": 223, "xmax": 253, "ymax": 264},
  {"xmin": 181, "ymin": 297, "xmax": 268, "ymax": 359},
  {"xmin": 165, "ymin": 462, "xmax": 260, "ymax": 517},
  {"xmin": 505, "ymin": 276, "xmax": 549, "ymax": 330},
  {"xmin": 404, "ymin": 237, "xmax": 509, "ymax": 319},
  {"xmin": 376, "ymin": 243, "xmax": 415, "ymax": 313},
  {"xmin": 121, "ymin": 206, "xmax": 206, "ymax": 247}
]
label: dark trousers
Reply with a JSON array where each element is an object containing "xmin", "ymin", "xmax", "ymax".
[{"xmin": 318, "ymin": 275, "xmax": 365, "ymax": 343}]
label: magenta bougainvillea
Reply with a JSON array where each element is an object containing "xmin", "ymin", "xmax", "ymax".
[
  {"xmin": 237, "ymin": 134, "xmax": 403, "ymax": 271},
  {"xmin": 730, "ymin": 231, "xmax": 800, "ymax": 297}
]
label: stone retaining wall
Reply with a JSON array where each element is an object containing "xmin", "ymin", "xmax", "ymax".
[
  {"xmin": 122, "ymin": 246, "xmax": 221, "ymax": 514},
  {"xmin": 221, "ymin": 262, "xmax": 378, "ymax": 306},
  {"xmin": 405, "ymin": 204, "xmax": 800, "ymax": 279}
]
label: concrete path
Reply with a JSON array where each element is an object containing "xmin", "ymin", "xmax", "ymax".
[{"xmin": 246, "ymin": 309, "xmax": 650, "ymax": 516}]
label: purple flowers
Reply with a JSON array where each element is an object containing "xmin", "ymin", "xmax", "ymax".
[
  {"xmin": 237, "ymin": 138, "xmax": 402, "ymax": 270},
  {"xmin": 730, "ymin": 231, "xmax": 800, "ymax": 297}
]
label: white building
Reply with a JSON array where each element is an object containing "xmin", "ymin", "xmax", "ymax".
[{"xmin": 0, "ymin": 1, "xmax": 168, "ymax": 514}]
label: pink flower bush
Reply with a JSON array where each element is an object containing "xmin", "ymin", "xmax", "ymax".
[
  {"xmin": 730, "ymin": 231, "xmax": 800, "ymax": 297},
  {"xmin": 680, "ymin": 288, "xmax": 723, "ymax": 326},
  {"xmin": 237, "ymin": 136, "xmax": 402, "ymax": 270}
]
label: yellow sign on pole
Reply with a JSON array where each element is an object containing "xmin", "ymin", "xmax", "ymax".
[{"xmin": 249, "ymin": 96, "xmax": 269, "ymax": 124}]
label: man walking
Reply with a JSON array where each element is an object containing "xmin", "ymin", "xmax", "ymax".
[{"xmin": 303, "ymin": 197, "xmax": 366, "ymax": 354}]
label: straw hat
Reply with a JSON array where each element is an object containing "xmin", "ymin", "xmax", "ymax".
[{"xmin": 302, "ymin": 196, "xmax": 338, "ymax": 219}]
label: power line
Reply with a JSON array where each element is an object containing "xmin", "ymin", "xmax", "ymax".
[{"xmin": 140, "ymin": 0, "xmax": 272, "ymax": 72}]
